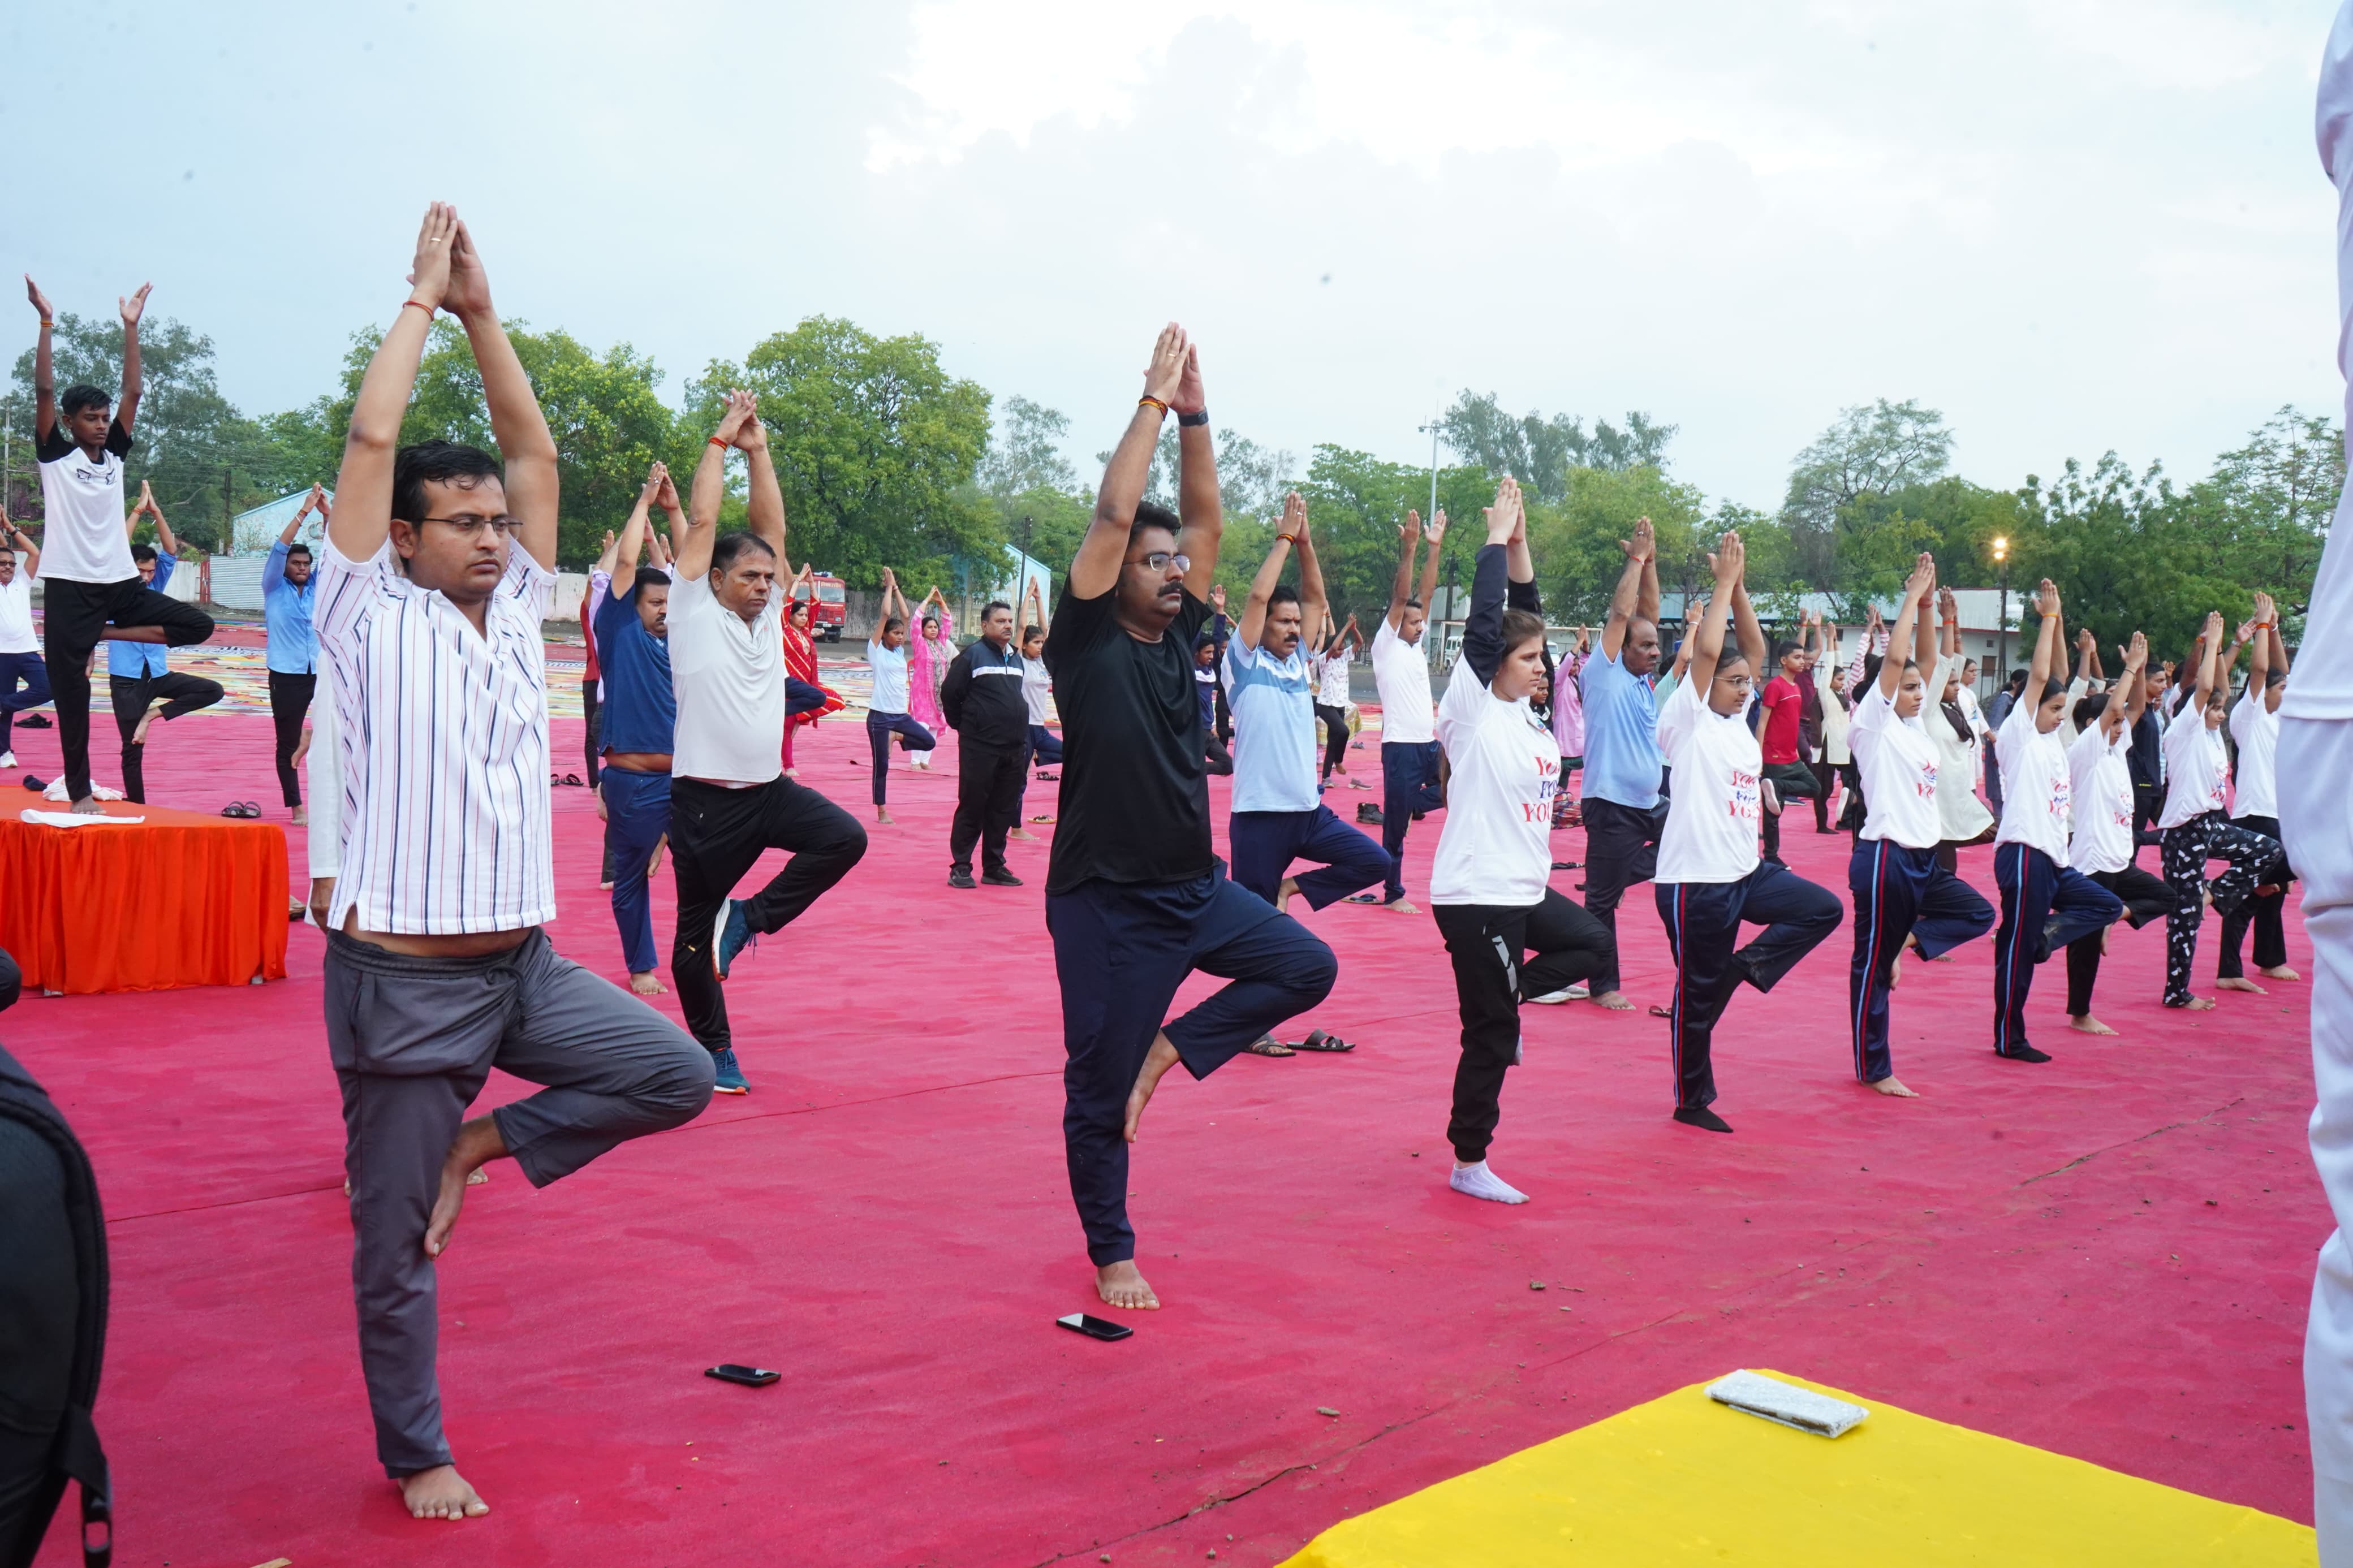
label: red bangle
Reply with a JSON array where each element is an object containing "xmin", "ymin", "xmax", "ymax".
[
  {"xmin": 1138, "ymin": 396, "xmax": 1169, "ymax": 418},
  {"xmin": 401, "ymin": 299, "xmax": 435, "ymax": 319},
  {"xmin": 709, "ymin": 435, "xmax": 730, "ymax": 447}
]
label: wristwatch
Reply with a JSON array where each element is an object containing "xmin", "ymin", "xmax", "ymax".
[{"xmin": 1176, "ymin": 409, "xmax": 1209, "ymax": 428}]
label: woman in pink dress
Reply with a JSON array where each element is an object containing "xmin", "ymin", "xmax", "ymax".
[
  {"xmin": 904, "ymin": 586, "xmax": 951, "ymax": 770},
  {"xmin": 1550, "ymin": 624, "xmax": 1591, "ymax": 824},
  {"xmin": 779, "ymin": 567, "xmax": 842, "ymax": 775}
]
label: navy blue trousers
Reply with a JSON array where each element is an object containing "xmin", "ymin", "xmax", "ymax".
[
  {"xmin": 601, "ymin": 766, "xmax": 673, "ymax": 975},
  {"xmin": 1655, "ymin": 861, "xmax": 1843, "ymax": 1111},
  {"xmin": 1992, "ymin": 843, "xmax": 2122, "ymax": 1057},
  {"xmin": 1046, "ymin": 868, "xmax": 1337, "ymax": 1264},
  {"xmin": 1847, "ymin": 839, "xmax": 1996, "ymax": 1083},
  {"xmin": 1027, "ymin": 723, "xmax": 1064, "ymax": 766},
  {"xmin": 1380, "ymin": 741, "xmax": 1445, "ymax": 901},
  {"xmin": 867, "ymin": 710, "xmax": 936, "ymax": 805},
  {"xmin": 1230, "ymin": 804, "xmax": 1392, "ymax": 911}
]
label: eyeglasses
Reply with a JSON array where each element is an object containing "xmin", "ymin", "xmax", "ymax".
[
  {"xmin": 1131, "ymin": 551, "xmax": 1191, "ymax": 574},
  {"xmin": 1712, "ymin": 672, "xmax": 1754, "ymax": 690},
  {"xmin": 417, "ymin": 515, "xmax": 522, "ymax": 538}
]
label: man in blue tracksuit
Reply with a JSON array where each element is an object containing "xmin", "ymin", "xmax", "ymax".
[{"xmin": 941, "ymin": 598, "xmax": 1031, "ymax": 889}]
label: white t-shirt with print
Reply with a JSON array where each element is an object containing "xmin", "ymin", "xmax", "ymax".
[
  {"xmin": 33, "ymin": 422, "xmax": 136, "ymax": 584},
  {"xmin": 1431, "ymin": 667, "xmax": 1562, "ymax": 906},
  {"xmin": 1994, "ymin": 697, "xmax": 2072, "ymax": 863},
  {"xmin": 2229, "ymin": 693, "xmax": 2279, "ymax": 820},
  {"xmin": 2067, "ymin": 722, "xmax": 2136, "ymax": 876},
  {"xmin": 2157, "ymin": 700, "xmax": 2229, "ymax": 830},
  {"xmin": 1848, "ymin": 679, "xmax": 1942, "ymax": 850},
  {"xmin": 1654, "ymin": 677, "xmax": 1762, "ymax": 885}
]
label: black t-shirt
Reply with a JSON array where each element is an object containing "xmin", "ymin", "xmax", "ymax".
[{"xmin": 1042, "ymin": 582, "xmax": 1212, "ymax": 893}]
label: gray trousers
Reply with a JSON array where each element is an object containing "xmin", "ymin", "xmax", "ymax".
[{"xmin": 325, "ymin": 929, "xmax": 714, "ymax": 1476}]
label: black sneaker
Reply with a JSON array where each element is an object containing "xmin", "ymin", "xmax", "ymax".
[
  {"xmin": 981, "ymin": 867, "xmax": 1023, "ymax": 887},
  {"xmin": 2000, "ymin": 1044, "xmax": 2053, "ymax": 1063},
  {"xmin": 1356, "ymin": 803, "xmax": 1385, "ymax": 826},
  {"xmin": 949, "ymin": 869, "xmax": 977, "ymax": 889}
]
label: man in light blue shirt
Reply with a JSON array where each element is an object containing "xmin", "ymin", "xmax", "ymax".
[
  {"xmin": 1574, "ymin": 516, "xmax": 1667, "ymax": 1009},
  {"xmin": 263, "ymin": 485, "xmax": 324, "ymax": 819},
  {"xmin": 1224, "ymin": 495, "xmax": 1389, "ymax": 919},
  {"xmin": 106, "ymin": 486, "xmax": 222, "ymax": 804}
]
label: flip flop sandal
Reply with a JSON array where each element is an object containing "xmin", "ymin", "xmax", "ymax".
[
  {"xmin": 1246, "ymin": 1038, "xmax": 1296, "ymax": 1057},
  {"xmin": 1029, "ymin": 814, "xmax": 1056, "ymax": 824},
  {"xmin": 562, "ymin": 773, "xmax": 585, "ymax": 787},
  {"xmin": 1647, "ymin": 1004, "xmax": 1674, "ymax": 1018},
  {"xmin": 1292, "ymin": 1028, "xmax": 1356, "ymax": 1052},
  {"xmin": 1036, "ymin": 771, "xmax": 1059, "ymax": 781},
  {"xmin": 1342, "ymin": 892, "xmax": 1383, "ymax": 905},
  {"xmin": 1551, "ymin": 860, "xmax": 1582, "ymax": 871},
  {"xmin": 243, "ymin": 801, "xmax": 264, "ymax": 818}
]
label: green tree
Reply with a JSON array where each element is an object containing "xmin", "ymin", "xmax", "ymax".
[
  {"xmin": 1525, "ymin": 464, "xmax": 1709, "ymax": 624},
  {"xmin": 1292, "ymin": 446, "xmax": 1495, "ymax": 624},
  {"xmin": 1439, "ymin": 391, "xmax": 1676, "ymax": 502},
  {"xmin": 2183, "ymin": 405, "xmax": 2342, "ymax": 620},
  {"xmin": 2016, "ymin": 453, "xmax": 2248, "ymax": 660},
  {"xmin": 1782, "ymin": 399, "xmax": 1954, "ymax": 587}
]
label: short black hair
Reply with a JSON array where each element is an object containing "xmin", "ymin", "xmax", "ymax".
[
  {"xmin": 2072, "ymin": 694, "xmax": 2108, "ymax": 729},
  {"xmin": 2265, "ymin": 666, "xmax": 2286, "ymax": 688},
  {"xmin": 1130, "ymin": 502, "xmax": 1180, "ymax": 542},
  {"xmin": 131, "ymin": 542, "xmax": 158, "ymax": 564},
  {"xmin": 2006, "ymin": 668, "xmax": 2029, "ymax": 691},
  {"xmin": 392, "ymin": 439, "xmax": 503, "ymax": 526},
  {"xmin": 884, "ymin": 615, "xmax": 906, "ymax": 636},
  {"xmin": 710, "ymin": 532, "xmax": 777, "ymax": 574},
  {"xmin": 982, "ymin": 599, "xmax": 1012, "ymax": 620},
  {"xmin": 285, "ymin": 542, "xmax": 313, "ymax": 561},
  {"xmin": 1268, "ymin": 584, "xmax": 1302, "ymax": 610},
  {"xmin": 1773, "ymin": 638, "xmax": 1802, "ymax": 664},
  {"xmin": 1404, "ymin": 597, "xmax": 1423, "ymax": 611},
  {"xmin": 59, "ymin": 385, "xmax": 110, "ymax": 420},
  {"xmin": 1022, "ymin": 623, "xmax": 1046, "ymax": 643},
  {"xmin": 2040, "ymin": 677, "xmax": 2068, "ymax": 706},
  {"xmin": 634, "ymin": 565, "xmax": 670, "ymax": 593}
]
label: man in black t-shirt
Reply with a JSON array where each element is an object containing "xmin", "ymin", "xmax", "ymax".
[{"xmin": 1042, "ymin": 325, "xmax": 1337, "ymax": 1314}]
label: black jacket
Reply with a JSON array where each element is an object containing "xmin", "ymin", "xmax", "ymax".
[{"xmin": 941, "ymin": 636, "xmax": 1029, "ymax": 749}]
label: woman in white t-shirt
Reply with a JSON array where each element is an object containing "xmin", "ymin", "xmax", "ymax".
[
  {"xmin": 1929, "ymin": 589, "xmax": 1995, "ymax": 865},
  {"xmin": 2157, "ymin": 609, "xmax": 2288, "ymax": 1009},
  {"xmin": 1987, "ymin": 582, "xmax": 2124, "ymax": 1064},
  {"xmin": 2217, "ymin": 590, "xmax": 2298, "ymax": 988},
  {"xmin": 865, "ymin": 572, "xmax": 937, "ymax": 825},
  {"xmin": 2061, "ymin": 638, "xmax": 2174, "ymax": 1035},
  {"xmin": 1429, "ymin": 478, "xmax": 1613, "ymax": 1206},
  {"xmin": 1845, "ymin": 554, "xmax": 1995, "ymax": 1099},
  {"xmin": 1651, "ymin": 532, "xmax": 1841, "ymax": 1134}
]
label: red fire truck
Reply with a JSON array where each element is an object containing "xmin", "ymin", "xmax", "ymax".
[{"xmin": 792, "ymin": 571, "xmax": 850, "ymax": 641}]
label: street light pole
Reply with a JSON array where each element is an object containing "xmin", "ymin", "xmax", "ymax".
[{"xmin": 1992, "ymin": 535, "xmax": 2010, "ymax": 685}]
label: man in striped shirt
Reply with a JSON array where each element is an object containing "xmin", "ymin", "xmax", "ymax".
[{"xmin": 315, "ymin": 205, "xmax": 713, "ymax": 1523}]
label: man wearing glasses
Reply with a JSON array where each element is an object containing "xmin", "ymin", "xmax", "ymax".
[
  {"xmin": 313, "ymin": 205, "xmax": 714, "ymax": 1523},
  {"xmin": 1042, "ymin": 325, "xmax": 1337, "ymax": 1314}
]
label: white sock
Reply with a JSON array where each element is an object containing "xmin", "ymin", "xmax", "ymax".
[{"xmin": 1450, "ymin": 1160, "xmax": 1529, "ymax": 1204}]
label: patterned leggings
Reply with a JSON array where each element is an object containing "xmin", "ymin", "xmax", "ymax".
[{"xmin": 2160, "ymin": 811, "xmax": 2289, "ymax": 1006}]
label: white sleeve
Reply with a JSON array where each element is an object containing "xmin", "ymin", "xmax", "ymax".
[
  {"xmin": 1654, "ymin": 674, "xmax": 1705, "ymax": 761},
  {"xmin": 305, "ymin": 673, "xmax": 341, "ymax": 880}
]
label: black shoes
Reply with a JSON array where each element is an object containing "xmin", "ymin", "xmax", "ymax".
[
  {"xmin": 1674, "ymin": 1105, "xmax": 1734, "ymax": 1133},
  {"xmin": 1356, "ymin": 803, "xmax": 1385, "ymax": 826},
  {"xmin": 1999, "ymin": 1044, "xmax": 2053, "ymax": 1063},
  {"xmin": 981, "ymin": 867, "xmax": 1023, "ymax": 887},
  {"xmin": 948, "ymin": 870, "xmax": 977, "ymax": 889}
]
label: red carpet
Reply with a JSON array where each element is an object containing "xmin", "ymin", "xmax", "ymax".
[{"xmin": 3, "ymin": 710, "xmax": 2323, "ymax": 1566}]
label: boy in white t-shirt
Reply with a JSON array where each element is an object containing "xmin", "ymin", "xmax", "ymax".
[
  {"xmin": 2060, "ymin": 636, "xmax": 2175, "ymax": 1035},
  {"xmin": 0, "ymin": 518, "xmax": 52, "ymax": 767},
  {"xmin": 1988, "ymin": 582, "xmax": 2124, "ymax": 1063},
  {"xmin": 1845, "ymin": 554, "xmax": 1996, "ymax": 1098},
  {"xmin": 2217, "ymin": 590, "xmax": 2298, "ymax": 989},
  {"xmin": 1652, "ymin": 532, "xmax": 1841, "ymax": 1134}
]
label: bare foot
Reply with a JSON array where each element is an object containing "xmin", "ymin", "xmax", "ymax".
[
  {"xmin": 783, "ymin": 766, "xmax": 799, "ymax": 779},
  {"xmin": 2216, "ymin": 977, "xmax": 2266, "ymax": 994},
  {"xmin": 400, "ymin": 1463, "xmax": 489, "ymax": 1521},
  {"xmin": 1096, "ymin": 1259, "xmax": 1161, "ymax": 1310},
  {"xmin": 2174, "ymin": 996, "xmax": 2218, "ymax": 1011},
  {"xmin": 1591, "ymin": 990, "xmax": 1636, "ymax": 1012},
  {"xmin": 630, "ymin": 971, "xmax": 668, "ymax": 996},
  {"xmin": 2261, "ymin": 965, "xmax": 2302, "ymax": 982},
  {"xmin": 2068, "ymin": 1014, "xmax": 2119, "ymax": 1036},
  {"xmin": 291, "ymin": 805, "xmax": 308, "ymax": 826},
  {"xmin": 647, "ymin": 835, "xmax": 666, "ymax": 879},
  {"xmin": 1275, "ymin": 876, "xmax": 1300, "ymax": 915},
  {"xmin": 1871, "ymin": 1076, "xmax": 1920, "ymax": 1098},
  {"xmin": 877, "ymin": 807, "xmax": 895, "ymax": 826},
  {"xmin": 423, "ymin": 1116, "xmax": 509, "ymax": 1259},
  {"xmin": 1010, "ymin": 827, "xmax": 1041, "ymax": 841},
  {"xmin": 131, "ymin": 699, "xmax": 165, "ymax": 747},
  {"xmin": 1386, "ymin": 897, "xmax": 1421, "ymax": 915},
  {"xmin": 1122, "ymin": 1032, "xmax": 1182, "ymax": 1143}
]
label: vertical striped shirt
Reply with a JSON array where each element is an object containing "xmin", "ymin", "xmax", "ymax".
[{"xmin": 313, "ymin": 534, "xmax": 557, "ymax": 934}]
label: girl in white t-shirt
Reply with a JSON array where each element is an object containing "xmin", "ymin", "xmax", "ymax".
[
  {"xmin": 1429, "ymin": 478, "xmax": 1613, "ymax": 1206},
  {"xmin": 1987, "ymin": 582, "xmax": 2124, "ymax": 1063},
  {"xmin": 1845, "ymin": 554, "xmax": 1996, "ymax": 1098},
  {"xmin": 2060, "ymin": 640, "xmax": 2174, "ymax": 1036},
  {"xmin": 2218, "ymin": 590, "xmax": 2297, "ymax": 987},
  {"xmin": 2157, "ymin": 609, "xmax": 2289, "ymax": 1009},
  {"xmin": 1651, "ymin": 532, "xmax": 1842, "ymax": 1134}
]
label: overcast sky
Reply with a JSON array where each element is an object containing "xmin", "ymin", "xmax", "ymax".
[{"xmin": 5, "ymin": 1, "xmax": 2343, "ymax": 515}]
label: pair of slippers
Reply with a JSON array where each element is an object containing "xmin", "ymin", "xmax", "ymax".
[
  {"xmin": 1246, "ymin": 1028, "xmax": 1358, "ymax": 1057},
  {"xmin": 221, "ymin": 801, "xmax": 262, "ymax": 819},
  {"xmin": 550, "ymin": 773, "xmax": 587, "ymax": 788}
]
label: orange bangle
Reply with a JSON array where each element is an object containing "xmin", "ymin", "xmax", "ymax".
[
  {"xmin": 400, "ymin": 299, "xmax": 435, "ymax": 318},
  {"xmin": 1138, "ymin": 396, "xmax": 1170, "ymax": 418},
  {"xmin": 709, "ymin": 435, "xmax": 730, "ymax": 447}
]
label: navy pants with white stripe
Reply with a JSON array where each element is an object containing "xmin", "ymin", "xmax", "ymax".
[
  {"xmin": 1846, "ymin": 840, "xmax": 1995, "ymax": 1083},
  {"xmin": 1230, "ymin": 804, "xmax": 1393, "ymax": 910},
  {"xmin": 1655, "ymin": 861, "xmax": 1842, "ymax": 1111},
  {"xmin": 1992, "ymin": 843, "xmax": 2123, "ymax": 1057}
]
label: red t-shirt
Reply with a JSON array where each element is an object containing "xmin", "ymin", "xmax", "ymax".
[{"xmin": 1760, "ymin": 675, "xmax": 1803, "ymax": 764}]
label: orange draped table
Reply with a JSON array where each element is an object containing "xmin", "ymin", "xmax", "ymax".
[{"xmin": 0, "ymin": 800, "xmax": 290, "ymax": 996}]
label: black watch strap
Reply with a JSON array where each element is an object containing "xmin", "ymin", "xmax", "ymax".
[{"xmin": 1176, "ymin": 408, "xmax": 1209, "ymax": 427}]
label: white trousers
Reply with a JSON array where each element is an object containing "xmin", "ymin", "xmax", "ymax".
[{"xmin": 2283, "ymin": 715, "xmax": 2353, "ymax": 1560}]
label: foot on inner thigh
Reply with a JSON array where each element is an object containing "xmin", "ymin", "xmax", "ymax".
[
  {"xmin": 2215, "ymin": 976, "xmax": 2266, "ymax": 994},
  {"xmin": 424, "ymin": 1115, "xmax": 509, "ymax": 1259},
  {"xmin": 1275, "ymin": 876, "xmax": 1299, "ymax": 915},
  {"xmin": 1870, "ymin": 1075, "xmax": 1920, "ymax": 1098},
  {"xmin": 630, "ymin": 971, "xmax": 669, "ymax": 996},
  {"xmin": 132, "ymin": 700, "xmax": 165, "ymax": 747},
  {"xmin": 400, "ymin": 1463, "xmax": 489, "ymax": 1521},
  {"xmin": 2261, "ymin": 965, "xmax": 2302, "ymax": 981},
  {"xmin": 2068, "ymin": 1014, "xmax": 2119, "ymax": 1036},
  {"xmin": 1449, "ymin": 1160, "xmax": 1529, "ymax": 1204},
  {"xmin": 1123, "ymin": 1032, "xmax": 1183, "ymax": 1143},
  {"xmin": 1097, "ymin": 1259, "xmax": 1161, "ymax": 1310}
]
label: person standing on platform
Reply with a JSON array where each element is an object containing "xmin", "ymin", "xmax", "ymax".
[
  {"xmin": 2217, "ymin": 591, "xmax": 2299, "ymax": 993},
  {"xmin": 1653, "ymin": 532, "xmax": 1841, "ymax": 1134},
  {"xmin": 0, "ymin": 517, "xmax": 50, "ymax": 769},
  {"xmin": 107, "ymin": 486, "xmax": 223, "ymax": 804},
  {"xmin": 1222, "ymin": 492, "xmax": 1391, "ymax": 915},
  {"xmin": 1364, "ymin": 509, "xmax": 1449, "ymax": 913},
  {"xmin": 1430, "ymin": 477, "xmax": 1615, "ymax": 1202},
  {"xmin": 1845, "ymin": 555, "xmax": 1996, "ymax": 1100},
  {"xmin": 1043, "ymin": 324, "xmax": 1336, "ymax": 1312},
  {"xmin": 314, "ymin": 206, "xmax": 715, "ymax": 1523},
  {"xmin": 2061, "ymin": 637, "xmax": 2172, "ymax": 1036},
  {"xmin": 941, "ymin": 598, "xmax": 1029, "ymax": 889},
  {"xmin": 1987, "ymin": 581, "xmax": 2123, "ymax": 1064},
  {"xmin": 265, "ymin": 485, "xmax": 326, "ymax": 822},
  {"xmin": 666, "ymin": 391, "xmax": 869, "ymax": 1092},
  {"xmin": 594, "ymin": 485, "xmax": 677, "ymax": 997},
  {"xmin": 1577, "ymin": 515, "xmax": 1667, "ymax": 1011},
  {"xmin": 26, "ymin": 275, "xmax": 215, "ymax": 811}
]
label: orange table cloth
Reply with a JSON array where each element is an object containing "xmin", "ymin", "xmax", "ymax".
[{"xmin": 0, "ymin": 800, "xmax": 290, "ymax": 995}]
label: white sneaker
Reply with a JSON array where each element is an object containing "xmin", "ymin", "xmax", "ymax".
[
  {"xmin": 1450, "ymin": 1161, "xmax": 1529, "ymax": 1204},
  {"xmin": 0, "ymin": 750, "xmax": 14, "ymax": 768},
  {"xmin": 1529, "ymin": 982, "xmax": 1589, "ymax": 1004}
]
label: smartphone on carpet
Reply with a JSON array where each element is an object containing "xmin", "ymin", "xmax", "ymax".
[
  {"xmin": 1057, "ymin": 1313, "xmax": 1134, "ymax": 1342},
  {"xmin": 705, "ymin": 1364, "xmax": 781, "ymax": 1386}
]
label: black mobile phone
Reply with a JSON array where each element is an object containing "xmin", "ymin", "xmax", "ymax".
[
  {"xmin": 1056, "ymin": 1312, "xmax": 1133, "ymax": 1342},
  {"xmin": 705, "ymin": 1363, "xmax": 781, "ymax": 1386}
]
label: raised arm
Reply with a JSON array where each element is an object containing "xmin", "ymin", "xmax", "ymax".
[
  {"xmin": 1911, "ymin": 556, "xmax": 1938, "ymax": 677},
  {"xmin": 2098, "ymin": 630, "xmax": 2147, "ymax": 741},
  {"xmin": 144, "ymin": 484, "xmax": 180, "ymax": 558},
  {"xmin": 740, "ymin": 419, "xmax": 787, "ymax": 566},
  {"xmin": 2190, "ymin": 610, "xmax": 2227, "ymax": 708},
  {"xmin": 3, "ymin": 512, "xmax": 35, "ymax": 578},
  {"xmin": 1385, "ymin": 512, "xmax": 1420, "ymax": 632},
  {"xmin": 1022, "ymin": 577, "xmax": 1048, "ymax": 636},
  {"xmin": 2073, "ymin": 625, "xmax": 2097, "ymax": 688},
  {"xmin": 1685, "ymin": 531, "xmax": 1744, "ymax": 695},
  {"xmin": 1938, "ymin": 587, "xmax": 1962, "ymax": 659},
  {"xmin": 116, "ymin": 283, "xmax": 151, "ymax": 433},
  {"xmin": 279, "ymin": 484, "xmax": 322, "ymax": 547},
  {"xmin": 1414, "ymin": 508, "xmax": 1447, "ymax": 612},
  {"xmin": 25, "ymin": 277, "xmax": 55, "ymax": 441},
  {"xmin": 331, "ymin": 205, "xmax": 458, "ymax": 563},
  {"xmin": 653, "ymin": 463, "xmax": 685, "ymax": 570},
  {"xmin": 1600, "ymin": 516, "xmax": 1655, "ymax": 660},
  {"xmin": 1881, "ymin": 555, "xmax": 1935, "ymax": 700},
  {"xmin": 1170, "ymin": 340, "xmax": 1221, "ymax": 601},
  {"xmin": 1730, "ymin": 560, "xmax": 1766, "ymax": 682},
  {"xmin": 2248, "ymin": 590, "xmax": 2276, "ymax": 711},
  {"xmin": 1071, "ymin": 325, "xmax": 1190, "ymax": 598},
  {"xmin": 679, "ymin": 390, "xmax": 756, "ymax": 581},
  {"xmin": 1458, "ymin": 477, "xmax": 1523, "ymax": 689},
  {"xmin": 1637, "ymin": 515, "xmax": 1660, "ymax": 626},
  {"xmin": 2026, "ymin": 580, "xmax": 2062, "ymax": 694},
  {"xmin": 1293, "ymin": 493, "xmax": 1329, "ymax": 637},
  {"xmin": 2264, "ymin": 591, "xmax": 2289, "ymax": 711},
  {"xmin": 1236, "ymin": 493, "xmax": 1303, "ymax": 651},
  {"xmin": 437, "ymin": 219, "xmax": 557, "ymax": 569}
]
